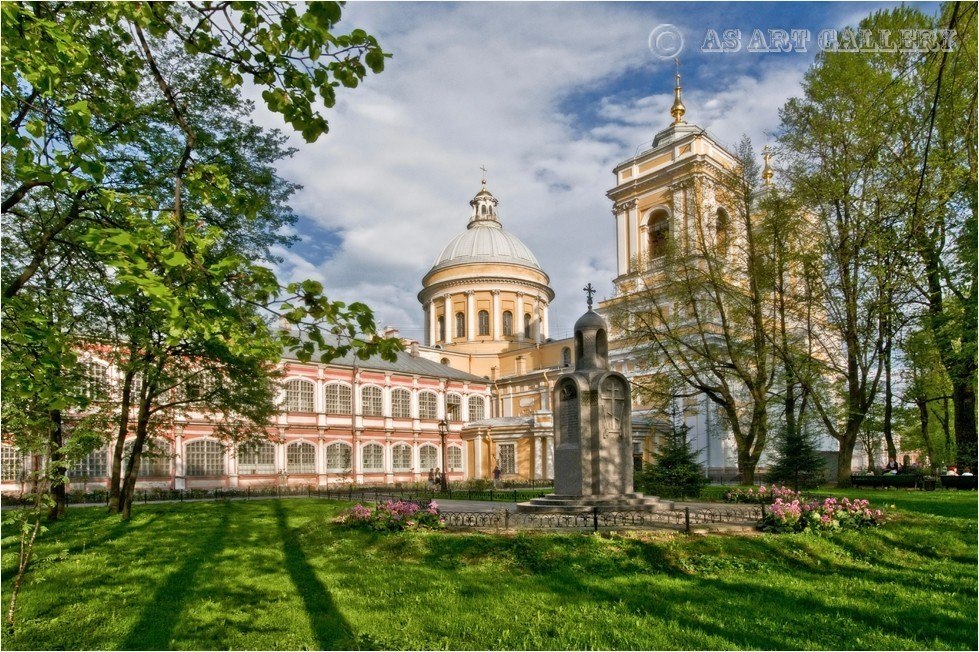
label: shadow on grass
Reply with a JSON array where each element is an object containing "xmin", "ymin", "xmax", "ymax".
[
  {"xmin": 119, "ymin": 502, "xmax": 232, "ymax": 650},
  {"xmin": 273, "ymin": 500, "xmax": 356, "ymax": 650}
]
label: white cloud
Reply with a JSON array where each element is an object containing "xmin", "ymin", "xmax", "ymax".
[{"xmin": 248, "ymin": 3, "xmax": 818, "ymax": 341}]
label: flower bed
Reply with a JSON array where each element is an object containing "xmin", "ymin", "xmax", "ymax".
[
  {"xmin": 725, "ymin": 484, "xmax": 800, "ymax": 504},
  {"xmin": 336, "ymin": 499, "xmax": 445, "ymax": 531},
  {"xmin": 761, "ymin": 496, "xmax": 885, "ymax": 533}
]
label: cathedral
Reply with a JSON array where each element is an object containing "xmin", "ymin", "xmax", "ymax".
[{"xmin": 1, "ymin": 74, "xmax": 761, "ymax": 494}]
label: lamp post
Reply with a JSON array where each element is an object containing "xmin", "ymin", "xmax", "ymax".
[{"xmin": 438, "ymin": 419, "xmax": 449, "ymax": 492}]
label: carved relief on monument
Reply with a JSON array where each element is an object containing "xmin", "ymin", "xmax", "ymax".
[
  {"xmin": 600, "ymin": 377, "xmax": 626, "ymax": 440},
  {"xmin": 558, "ymin": 380, "xmax": 579, "ymax": 444}
]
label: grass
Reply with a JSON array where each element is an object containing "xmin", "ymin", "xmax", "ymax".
[{"xmin": 1, "ymin": 490, "xmax": 976, "ymax": 650}]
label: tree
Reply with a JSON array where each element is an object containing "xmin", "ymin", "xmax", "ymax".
[
  {"xmin": 776, "ymin": 9, "xmax": 929, "ymax": 486},
  {"xmin": 635, "ymin": 414, "xmax": 709, "ymax": 499},
  {"xmin": 766, "ymin": 425, "xmax": 826, "ymax": 491},
  {"xmin": 610, "ymin": 138, "xmax": 778, "ymax": 485},
  {"xmin": 2, "ymin": 1, "xmax": 397, "ymax": 630}
]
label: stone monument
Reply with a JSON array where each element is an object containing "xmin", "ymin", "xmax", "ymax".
[{"xmin": 519, "ymin": 285, "xmax": 661, "ymax": 512}]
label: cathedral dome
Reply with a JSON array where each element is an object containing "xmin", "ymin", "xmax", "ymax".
[
  {"xmin": 427, "ymin": 185, "xmax": 543, "ymax": 274},
  {"xmin": 430, "ymin": 223, "xmax": 542, "ymax": 272}
]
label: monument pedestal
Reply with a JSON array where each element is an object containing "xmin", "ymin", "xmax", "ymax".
[{"xmin": 516, "ymin": 302, "xmax": 662, "ymax": 515}]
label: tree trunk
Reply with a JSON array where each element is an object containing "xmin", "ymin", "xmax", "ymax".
[
  {"xmin": 47, "ymin": 409, "xmax": 67, "ymax": 520},
  {"xmin": 737, "ymin": 448, "xmax": 757, "ymax": 485},
  {"xmin": 108, "ymin": 369, "xmax": 136, "ymax": 514},
  {"xmin": 953, "ymin": 380, "xmax": 977, "ymax": 471},
  {"xmin": 835, "ymin": 437, "xmax": 856, "ymax": 488},
  {"xmin": 883, "ymin": 326, "xmax": 897, "ymax": 460},
  {"xmin": 915, "ymin": 397, "xmax": 936, "ymax": 473},
  {"xmin": 120, "ymin": 391, "xmax": 153, "ymax": 520}
]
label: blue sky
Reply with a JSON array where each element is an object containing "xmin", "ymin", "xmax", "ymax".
[{"xmin": 250, "ymin": 1, "xmax": 942, "ymax": 342}]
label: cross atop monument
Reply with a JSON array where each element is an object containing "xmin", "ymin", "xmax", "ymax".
[
  {"xmin": 583, "ymin": 283, "xmax": 596, "ymax": 310},
  {"xmin": 480, "ymin": 164, "xmax": 487, "ymax": 187}
]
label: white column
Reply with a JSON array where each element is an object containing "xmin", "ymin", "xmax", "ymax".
[
  {"xmin": 174, "ymin": 431, "xmax": 185, "ymax": 490},
  {"xmin": 541, "ymin": 302, "xmax": 549, "ymax": 339},
  {"xmin": 628, "ymin": 201, "xmax": 640, "ymax": 262},
  {"xmin": 444, "ymin": 294, "xmax": 453, "ymax": 344},
  {"xmin": 492, "ymin": 290, "xmax": 501, "ymax": 340},
  {"xmin": 533, "ymin": 297, "xmax": 542, "ymax": 343},
  {"xmin": 466, "ymin": 291, "xmax": 475, "ymax": 341},
  {"xmin": 615, "ymin": 206, "xmax": 628, "ymax": 276},
  {"xmin": 474, "ymin": 434, "xmax": 483, "ymax": 479},
  {"xmin": 428, "ymin": 300, "xmax": 437, "ymax": 345},
  {"xmin": 515, "ymin": 293, "xmax": 525, "ymax": 341}
]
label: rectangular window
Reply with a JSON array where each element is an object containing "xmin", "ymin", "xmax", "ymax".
[
  {"xmin": 362, "ymin": 444, "xmax": 383, "ymax": 471},
  {"xmin": 1, "ymin": 446, "xmax": 24, "ymax": 482},
  {"xmin": 468, "ymin": 396, "xmax": 485, "ymax": 421},
  {"xmin": 287, "ymin": 443, "xmax": 316, "ymax": 474},
  {"xmin": 391, "ymin": 389, "xmax": 412, "ymax": 418},
  {"xmin": 285, "ymin": 380, "xmax": 314, "ymax": 412},
  {"xmin": 446, "ymin": 394, "xmax": 461, "ymax": 421},
  {"xmin": 361, "ymin": 387, "xmax": 383, "ymax": 416},
  {"xmin": 418, "ymin": 392, "xmax": 438, "ymax": 420},
  {"xmin": 447, "ymin": 446, "xmax": 462, "ymax": 472},
  {"xmin": 70, "ymin": 448, "xmax": 107, "ymax": 478},
  {"xmin": 326, "ymin": 443, "xmax": 351, "ymax": 472},
  {"xmin": 325, "ymin": 384, "xmax": 352, "ymax": 414},
  {"xmin": 498, "ymin": 443, "xmax": 516, "ymax": 475},
  {"xmin": 238, "ymin": 443, "xmax": 276, "ymax": 474},
  {"xmin": 392, "ymin": 445, "xmax": 412, "ymax": 471}
]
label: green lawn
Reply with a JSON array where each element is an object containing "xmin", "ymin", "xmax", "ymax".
[{"xmin": 1, "ymin": 490, "xmax": 976, "ymax": 650}]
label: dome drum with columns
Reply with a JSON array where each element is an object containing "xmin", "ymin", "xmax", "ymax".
[{"xmin": 418, "ymin": 183, "xmax": 555, "ymax": 357}]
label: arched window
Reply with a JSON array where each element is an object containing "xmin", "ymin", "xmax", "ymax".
[
  {"xmin": 523, "ymin": 313, "xmax": 532, "ymax": 338},
  {"xmin": 418, "ymin": 391, "xmax": 438, "ymax": 419},
  {"xmin": 82, "ymin": 362, "xmax": 109, "ymax": 401},
  {"xmin": 185, "ymin": 441, "xmax": 225, "ymax": 477},
  {"xmin": 478, "ymin": 310, "xmax": 490, "ymax": 336},
  {"xmin": 238, "ymin": 441, "xmax": 276, "ymax": 474},
  {"xmin": 648, "ymin": 209, "xmax": 670, "ymax": 259},
  {"xmin": 468, "ymin": 396, "xmax": 486, "ymax": 421},
  {"xmin": 362, "ymin": 443, "xmax": 383, "ymax": 471},
  {"xmin": 455, "ymin": 312, "xmax": 465, "ymax": 338},
  {"xmin": 447, "ymin": 445, "xmax": 463, "ymax": 472},
  {"xmin": 285, "ymin": 379, "xmax": 314, "ymax": 412},
  {"xmin": 361, "ymin": 386, "xmax": 383, "ymax": 416},
  {"xmin": 437, "ymin": 315, "xmax": 446, "ymax": 342},
  {"xmin": 392, "ymin": 443, "xmax": 412, "ymax": 472},
  {"xmin": 123, "ymin": 439, "xmax": 171, "ymax": 477},
  {"xmin": 324, "ymin": 383, "xmax": 352, "ymax": 414},
  {"xmin": 326, "ymin": 442, "xmax": 351, "ymax": 472},
  {"xmin": 286, "ymin": 442, "xmax": 316, "ymax": 474},
  {"xmin": 70, "ymin": 448, "xmax": 108, "ymax": 478},
  {"xmin": 391, "ymin": 388, "xmax": 411, "ymax": 418},
  {"xmin": 562, "ymin": 346, "xmax": 572, "ymax": 367},
  {"xmin": 1, "ymin": 445, "xmax": 24, "ymax": 482},
  {"xmin": 446, "ymin": 393, "xmax": 462, "ymax": 421},
  {"xmin": 715, "ymin": 207, "xmax": 729, "ymax": 257},
  {"xmin": 502, "ymin": 311, "xmax": 513, "ymax": 336},
  {"xmin": 419, "ymin": 444, "xmax": 438, "ymax": 471}
]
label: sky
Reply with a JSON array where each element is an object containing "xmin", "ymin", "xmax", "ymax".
[{"xmin": 250, "ymin": 0, "xmax": 940, "ymax": 343}]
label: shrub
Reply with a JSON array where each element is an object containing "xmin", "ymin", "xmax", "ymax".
[
  {"xmin": 765, "ymin": 426, "xmax": 826, "ymax": 490},
  {"xmin": 336, "ymin": 499, "xmax": 445, "ymax": 532},
  {"xmin": 635, "ymin": 423, "xmax": 709, "ymax": 499},
  {"xmin": 725, "ymin": 484, "xmax": 800, "ymax": 504},
  {"xmin": 761, "ymin": 496, "xmax": 885, "ymax": 533}
]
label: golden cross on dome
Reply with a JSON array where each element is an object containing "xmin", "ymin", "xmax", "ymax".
[{"xmin": 480, "ymin": 164, "xmax": 487, "ymax": 187}]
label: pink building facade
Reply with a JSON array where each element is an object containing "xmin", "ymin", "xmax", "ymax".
[{"xmin": 1, "ymin": 348, "xmax": 492, "ymax": 494}]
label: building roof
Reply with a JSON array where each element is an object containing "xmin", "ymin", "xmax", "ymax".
[
  {"xmin": 427, "ymin": 185, "xmax": 544, "ymax": 274},
  {"xmin": 281, "ymin": 339, "xmax": 489, "ymax": 384}
]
